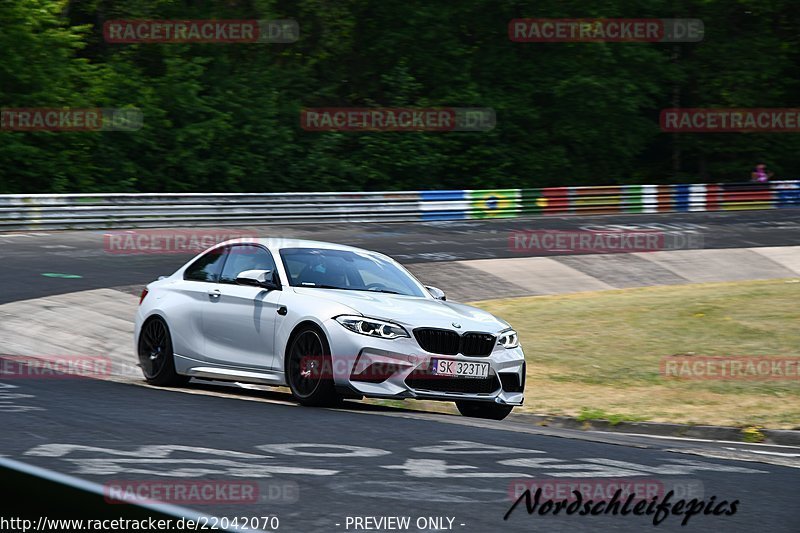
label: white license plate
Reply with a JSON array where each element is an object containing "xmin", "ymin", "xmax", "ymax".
[{"xmin": 431, "ymin": 359, "xmax": 489, "ymax": 379}]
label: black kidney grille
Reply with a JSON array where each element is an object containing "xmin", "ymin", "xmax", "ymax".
[
  {"xmin": 413, "ymin": 328, "xmax": 495, "ymax": 357},
  {"xmin": 413, "ymin": 328, "xmax": 460, "ymax": 355},
  {"xmin": 405, "ymin": 365, "xmax": 500, "ymax": 394},
  {"xmin": 461, "ymin": 333, "xmax": 496, "ymax": 356}
]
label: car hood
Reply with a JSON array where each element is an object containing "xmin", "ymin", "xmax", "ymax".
[{"xmin": 291, "ymin": 287, "xmax": 510, "ymax": 332}]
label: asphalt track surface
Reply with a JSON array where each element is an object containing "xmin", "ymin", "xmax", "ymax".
[
  {"xmin": 1, "ymin": 209, "xmax": 799, "ymax": 532},
  {"xmin": 1, "ymin": 208, "xmax": 799, "ymax": 304},
  {"xmin": 2, "ymin": 372, "xmax": 798, "ymax": 533}
]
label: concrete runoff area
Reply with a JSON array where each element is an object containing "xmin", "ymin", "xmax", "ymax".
[
  {"xmin": 404, "ymin": 261, "xmax": 532, "ymax": 301},
  {"xmin": 461, "ymin": 256, "xmax": 613, "ymax": 296},
  {"xmin": 0, "ymin": 289, "xmax": 140, "ymax": 382},
  {"xmin": 638, "ymin": 248, "xmax": 798, "ymax": 283},
  {"xmin": 451, "ymin": 246, "xmax": 800, "ymax": 301},
  {"xmin": 750, "ymin": 246, "xmax": 800, "ymax": 274},
  {"xmin": 2, "ymin": 243, "xmax": 797, "ymax": 304}
]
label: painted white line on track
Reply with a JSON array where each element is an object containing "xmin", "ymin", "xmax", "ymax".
[
  {"xmin": 610, "ymin": 431, "xmax": 800, "ymax": 450},
  {"xmin": 726, "ymin": 448, "xmax": 800, "ymax": 458},
  {"xmin": 664, "ymin": 447, "xmax": 800, "ymax": 469}
]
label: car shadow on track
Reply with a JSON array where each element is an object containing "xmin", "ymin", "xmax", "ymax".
[{"xmin": 184, "ymin": 377, "xmax": 458, "ymax": 417}]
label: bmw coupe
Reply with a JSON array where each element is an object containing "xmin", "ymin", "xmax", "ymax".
[{"xmin": 134, "ymin": 238, "xmax": 525, "ymax": 419}]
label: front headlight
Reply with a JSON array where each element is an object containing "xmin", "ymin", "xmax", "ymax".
[
  {"xmin": 497, "ymin": 329, "xmax": 519, "ymax": 349},
  {"xmin": 335, "ymin": 315, "xmax": 409, "ymax": 340}
]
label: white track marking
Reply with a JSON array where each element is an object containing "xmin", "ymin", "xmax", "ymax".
[
  {"xmin": 256, "ymin": 443, "xmax": 391, "ymax": 457},
  {"xmin": 610, "ymin": 431, "xmax": 800, "ymax": 449},
  {"xmin": 499, "ymin": 456, "xmax": 766, "ymax": 477},
  {"xmin": 743, "ymin": 449, "xmax": 800, "ymax": 457},
  {"xmin": 382, "ymin": 458, "xmax": 531, "ymax": 478},
  {"xmin": 24, "ymin": 444, "xmax": 339, "ymax": 477}
]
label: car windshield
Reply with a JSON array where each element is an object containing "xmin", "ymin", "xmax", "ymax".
[{"xmin": 279, "ymin": 248, "xmax": 426, "ymax": 298}]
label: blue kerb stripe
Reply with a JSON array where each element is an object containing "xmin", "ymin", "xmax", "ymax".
[
  {"xmin": 776, "ymin": 186, "xmax": 800, "ymax": 207},
  {"xmin": 674, "ymin": 184, "xmax": 691, "ymax": 211},
  {"xmin": 420, "ymin": 190, "xmax": 466, "ymax": 201}
]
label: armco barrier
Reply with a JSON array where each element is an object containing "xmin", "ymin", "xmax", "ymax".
[
  {"xmin": 0, "ymin": 457, "xmax": 249, "ymax": 531},
  {"xmin": 0, "ymin": 181, "xmax": 797, "ymax": 231}
]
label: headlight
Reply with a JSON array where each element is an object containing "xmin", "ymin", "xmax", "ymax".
[
  {"xmin": 335, "ymin": 315, "xmax": 409, "ymax": 339},
  {"xmin": 497, "ymin": 329, "xmax": 519, "ymax": 349}
]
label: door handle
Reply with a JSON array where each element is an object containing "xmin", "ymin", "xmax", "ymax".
[
  {"xmin": 277, "ymin": 306, "xmax": 288, "ymax": 316},
  {"xmin": 207, "ymin": 289, "xmax": 221, "ymax": 299}
]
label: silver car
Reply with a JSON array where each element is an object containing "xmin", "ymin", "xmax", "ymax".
[{"xmin": 134, "ymin": 238, "xmax": 525, "ymax": 419}]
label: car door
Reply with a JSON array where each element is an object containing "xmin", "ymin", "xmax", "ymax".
[
  {"xmin": 167, "ymin": 245, "xmax": 229, "ymax": 360},
  {"xmin": 202, "ymin": 244, "xmax": 282, "ymax": 369}
]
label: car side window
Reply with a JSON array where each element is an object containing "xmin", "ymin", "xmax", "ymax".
[
  {"xmin": 183, "ymin": 247, "xmax": 228, "ymax": 282},
  {"xmin": 219, "ymin": 245, "xmax": 277, "ymax": 284}
]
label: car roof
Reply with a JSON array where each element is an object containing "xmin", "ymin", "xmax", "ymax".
[{"xmin": 219, "ymin": 237, "xmax": 381, "ymax": 256}]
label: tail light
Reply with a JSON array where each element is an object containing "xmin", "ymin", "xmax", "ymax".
[{"xmin": 139, "ymin": 288, "xmax": 149, "ymax": 305}]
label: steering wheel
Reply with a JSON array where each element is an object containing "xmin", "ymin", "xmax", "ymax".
[{"xmin": 365, "ymin": 282, "xmax": 391, "ymax": 291}]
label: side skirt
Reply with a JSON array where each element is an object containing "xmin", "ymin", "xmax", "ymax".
[{"xmin": 174, "ymin": 354, "xmax": 286, "ymax": 386}]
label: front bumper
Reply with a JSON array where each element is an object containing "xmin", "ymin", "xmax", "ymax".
[{"xmin": 322, "ymin": 318, "xmax": 525, "ymax": 405}]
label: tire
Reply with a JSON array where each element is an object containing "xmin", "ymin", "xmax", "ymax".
[
  {"xmin": 285, "ymin": 325, "xmax": 342, "ymax": 407},
  {"xmin": 455, "ymin": 400, "xmax": 513, "ymax": 420},
  {"xmin": 137, "ymin": 317, "xmax": 189, "ymax": 387}
]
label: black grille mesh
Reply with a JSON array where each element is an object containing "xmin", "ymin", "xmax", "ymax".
[
  {"xmin": 413, "ymin": 328, "xmax": 495, "ymax": 357},
  {"xmin": 413, "ymin": 328, "xmax": 460, "ymax": 355},
  {"xmin": 460, "ymin": 333, "xmax": 496, "ymax": 356}
]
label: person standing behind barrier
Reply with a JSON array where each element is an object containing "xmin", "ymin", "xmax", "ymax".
[{"xmin": 751, "ymin": 163, "xmax": 773, "ymax": 183}]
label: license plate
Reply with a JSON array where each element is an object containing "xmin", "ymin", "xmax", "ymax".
[{"xmin": 431, "ymin": 359, "xmax": 489, "ymax": 379}]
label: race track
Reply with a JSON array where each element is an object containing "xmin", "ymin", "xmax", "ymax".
[{"xmin": 3, "ymin": 208, "xmax": 800, "ymax": 304}]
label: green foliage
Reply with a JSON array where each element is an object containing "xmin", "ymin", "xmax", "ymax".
[{"xmin": 0, "ymin": 0, "xmax": 798, "ymax": 193}]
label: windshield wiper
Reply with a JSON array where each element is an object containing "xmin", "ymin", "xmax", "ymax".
[
  {"xmin": 299, "ymin": 283, "xmax": 352, "ymax": 290},
  {"xmin": 366, "ymin": 288, "xmax": 401, "ymax": 294}
]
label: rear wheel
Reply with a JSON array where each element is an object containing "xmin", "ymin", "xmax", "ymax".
[
  {"xmin": 137, "ymin": 317, "xmax": 189, "ymax": 387},
  {"xmin": 285, "ymin": 326, "xmax": 341, "ymax": 407},
  {"xmin": 455, "ymin": 400, "xmax": 513, "ymax": 420}
]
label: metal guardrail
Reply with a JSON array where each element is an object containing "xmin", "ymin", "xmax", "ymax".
[
  {"xmin": 0, "ymin": 181, "xmax": 797, "ymax": 231},
  {"xmin": 0, "ymin": 457, "xmax": 251, "ymax": 531}
]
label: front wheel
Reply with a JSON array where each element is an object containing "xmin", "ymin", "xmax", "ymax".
[
  {"xmin": 455, "ymin": 400, "xmax": 513, "ymax": 420},
  {"xmin": 137, "ymin": 317, "xmax": 189, "ymax": 387},
  {"xmin": 285, "ymin": 326, "xmax": 342, "ymax": 407}
]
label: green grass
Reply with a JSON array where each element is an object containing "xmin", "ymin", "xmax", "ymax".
[
  {"xmin": 575, "ymin": 408, "xmax": 649, "ymax": 426},
  {"xmin": 472, "ymin": 279, "xmax": 800, "ymax": 429}
]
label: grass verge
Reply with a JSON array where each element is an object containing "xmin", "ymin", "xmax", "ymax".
[{"xmin": 472, "ymin": 279, "xmax": 800, "ymax": 429}]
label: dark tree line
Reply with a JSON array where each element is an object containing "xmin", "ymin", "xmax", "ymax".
[{"xmin": 1, "ymin": 0, "xmax": 798, "ymax": 193}]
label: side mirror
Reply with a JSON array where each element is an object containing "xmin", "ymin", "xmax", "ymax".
[
  {"xmin": 236, "ymin": 269, "xmax": 280, "ymax": 290},
  {"xmin": 425, "ymin": 285, "xmax": 446, "ymax": 301}
]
